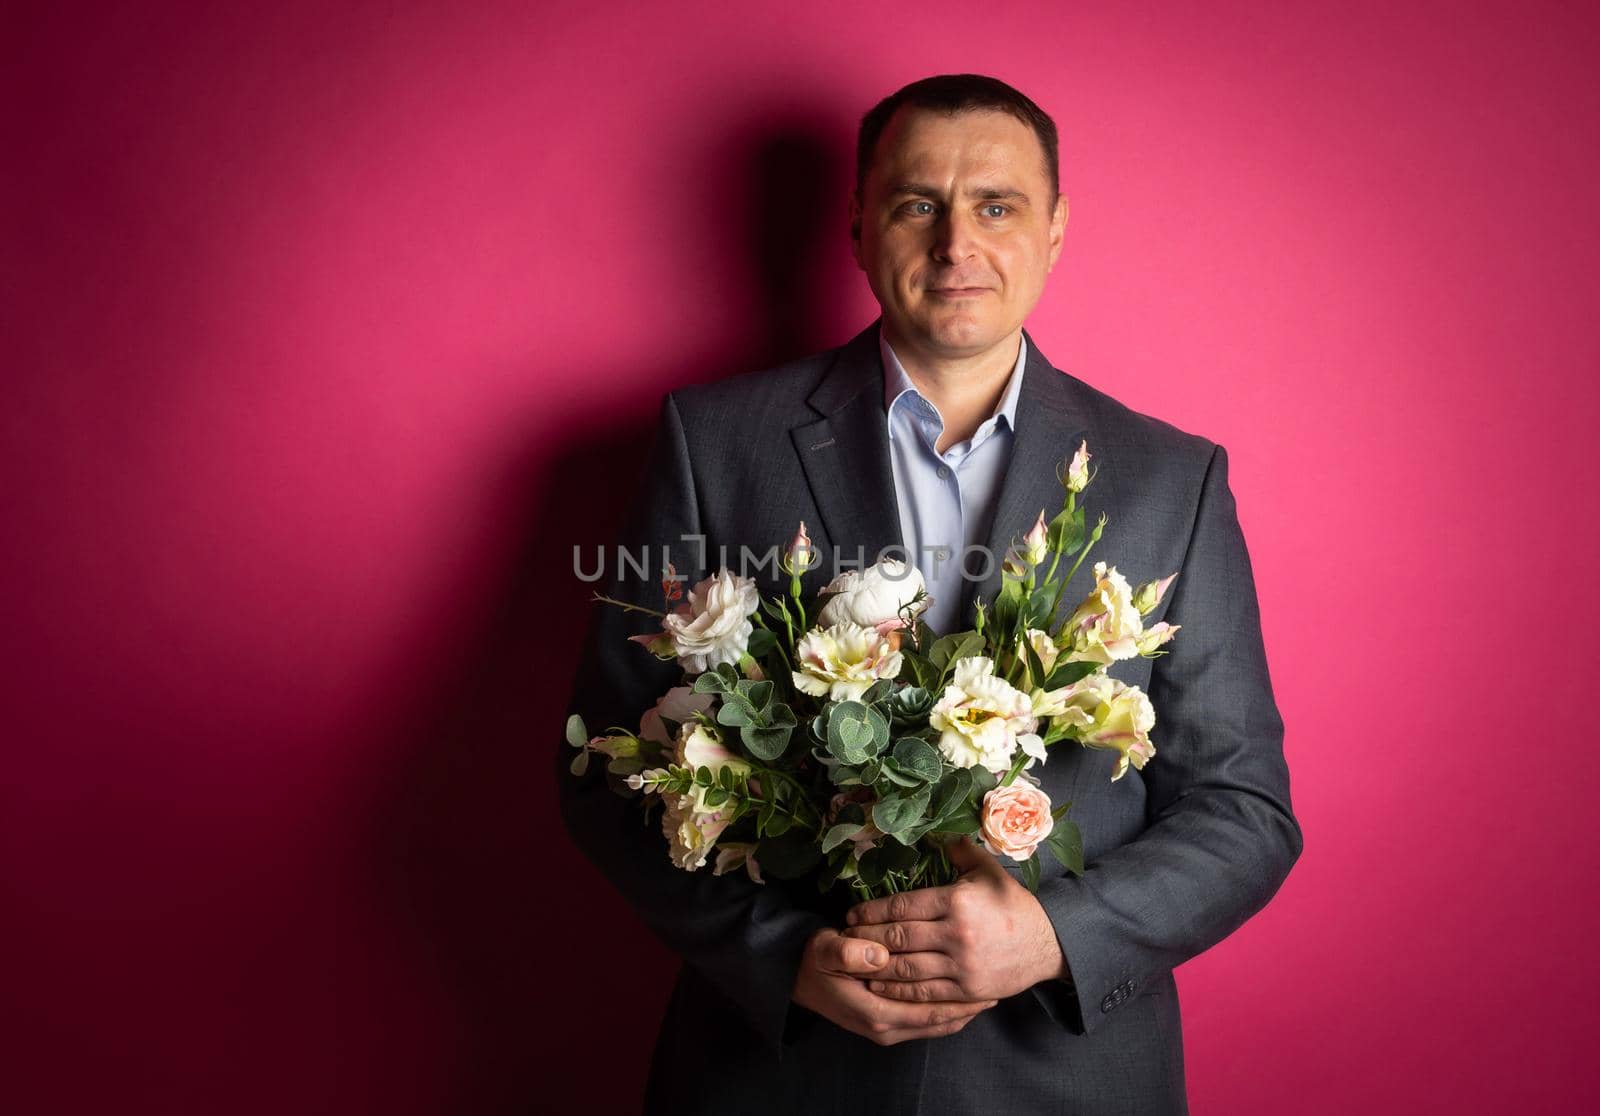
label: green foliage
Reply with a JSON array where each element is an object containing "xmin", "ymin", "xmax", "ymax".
[
  {"xmin": 891, "ymin": 737, "xmax": 942, "ymax": 782},
  {"xmin": 1044, "ymin": 819, "xmax": 1084, "ymax": 876},
  {"xmin": 565, "ymin": 714, "xmax": 588, "ymax": 748},
  {"xmin": 824, "ymin": 701, "xmax": 889, "ymax": 765},
  {"xmin": 756, "ymin": 829, "xmax": 822, "ymax": 879},
  {"xmin": 1019, "ymin": 853, "xmax": 1041, "ymax": 893}
]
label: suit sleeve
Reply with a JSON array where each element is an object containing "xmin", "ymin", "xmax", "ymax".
[
  {"xmin": 1029, "ymin": 442, "xmax": 1303, "ymax": 1033},
  {"xmin": 558, "ymin": 390, "xmax": 827, "ymax": 1054}
]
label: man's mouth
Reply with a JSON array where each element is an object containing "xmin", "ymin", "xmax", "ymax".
[{"xmin": 927, "ymin": 287, "xmax": 989, "ymax": 298}]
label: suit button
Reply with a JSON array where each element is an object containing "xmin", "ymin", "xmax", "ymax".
[{"xmin": 1101, "ymin": 995, "xmax": 1115, "ymax": 1014}]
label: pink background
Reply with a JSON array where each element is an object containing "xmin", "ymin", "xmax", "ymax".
[{"xmin": 5, "ymin": 1, "xmax": 1597, "ymax": 1111}]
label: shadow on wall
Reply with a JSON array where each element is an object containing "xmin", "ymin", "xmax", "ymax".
[{"xmin": 371, "ymin": 109, "xmax": 859, "ymax": 1110}]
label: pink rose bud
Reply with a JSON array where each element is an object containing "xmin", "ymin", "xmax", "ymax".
[
  {"xmin": 782, "ymin": 521, "xmax": 816, "ymax": 576},
  {"xmin": 979, "ymin": 783, "xmax": 1055, "ymax": 861}
]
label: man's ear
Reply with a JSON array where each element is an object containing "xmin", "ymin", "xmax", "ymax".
[
  {"xmin": 848, "ymin": 190, "xmax": 864, "ymax": 270},
  {"xmin": 1046, "ymin": 192, "xmax": 1069, "ymax": 271}
]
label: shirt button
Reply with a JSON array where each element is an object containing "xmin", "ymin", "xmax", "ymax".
[
  {"xmin": 935, "ymin": 547, "xmax": 949, "ymax": 561},
  {"xmin": 937, "ymin": 466, "xmax": 950, "ymax": 479}
]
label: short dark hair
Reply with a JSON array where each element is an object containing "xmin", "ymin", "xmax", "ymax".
[{"xmin": 854, "ymin": 73, "xmax": 1060, "ymax": 200}]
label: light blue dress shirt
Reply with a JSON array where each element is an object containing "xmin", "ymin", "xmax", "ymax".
[{"xmin": 882, "ymin": 332, "xmax": 1026, "ymax": 635}]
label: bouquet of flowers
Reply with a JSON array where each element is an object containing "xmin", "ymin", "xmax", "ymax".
[{"xmin": 566, "ymin": 442, "xmax": 1180, "ymax": 900}]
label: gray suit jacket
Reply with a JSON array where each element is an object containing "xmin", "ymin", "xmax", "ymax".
[{"xmin": 559, "ymin": 319, "xmax": 1302, "ymax": 1115}]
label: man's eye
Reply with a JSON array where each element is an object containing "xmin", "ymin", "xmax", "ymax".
[
  {"xmin": 982, "ymin": 204, "xmax": 1008, "ymax": 218},
  {"xmin": 907, "ymin": 201, "xmax": 936, "ymax": 216}
]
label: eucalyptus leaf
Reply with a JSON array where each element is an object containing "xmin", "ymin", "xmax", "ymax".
[
  {"xmin": 821, "ymin": 823, "xmax": 864, "ymax": 854},
  {"xmin": 564, "ymin": 713, "xmax": 588, "ymax": 748},
  {"xmin": 742, "ymin": 722, "xmax": 792, "ymax": 761},
  {"xmin": 892, "ymin": 737, "xmax": 942, "ymax": 782},
  {"xmin": 872, "ymin": 788, "xmax": 931, "ymax": 836},
  {"xmin": 692, "ymin": 672, "xmax": 729, "ymax": 694},
  {"xmin": 569, "ymin": 751, "xmax": 589, "ymax": 776}
]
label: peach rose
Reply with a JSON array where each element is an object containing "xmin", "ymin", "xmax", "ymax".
[{"xmin": 979, "ymin": 782, "xmax": 1054, "ymax": 861}]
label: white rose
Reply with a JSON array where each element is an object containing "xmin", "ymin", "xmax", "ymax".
[
  {"xmin": 928, "ymin": 656, "xmax": 1041, "ymax": 775},
  {"xmin": 791, "ymin": 622, "xmax": 903, "ymax": 701},
  {"xmin": 659, "ymin": 570, "xmax": 760, "ymax": 672},
  {"xmin": 818, "ymin": 559, "xmax": 930, "ymax": 634}
]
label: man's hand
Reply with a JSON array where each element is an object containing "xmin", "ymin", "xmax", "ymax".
[
  {"xmin": 841, "ymin": 836, "xmax": 1068, "ymax": 1004},
  {"xmin": 792, "ymin": 926, "xmax": 999, "ymax": 1045}
]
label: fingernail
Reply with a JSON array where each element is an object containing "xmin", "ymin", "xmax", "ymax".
[{"xmin": 866, "ymin": 947, "xmax": 885, "ymax": 965}]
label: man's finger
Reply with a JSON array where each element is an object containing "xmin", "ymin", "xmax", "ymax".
[
  {"xmin": 814, "ymin": 930, "xmax": 890, "ymax": 975},
  {"xmin": 842, "ymin": 919, "xmax": 948, "ymax": 955},
  {"xmin": 867, "ymin": 1001, "xmax": 999, "ymax": 1046},
  {"xmin": 868, "ymin": 978, "xmax": 969, "ymax": 1003},
  {"xmin": 870, "ymin": 949, "xmax": 959, "ymax": 984},
  {"xmin": 846, "ymin": 883, "xmax": 954, "ymax": 927}
]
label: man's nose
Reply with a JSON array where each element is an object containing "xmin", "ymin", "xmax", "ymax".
[{"xmin": 931, "ymin": 208, "xmax": 978, "ymax": 263}]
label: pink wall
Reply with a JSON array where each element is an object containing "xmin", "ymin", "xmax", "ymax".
[{"xmin": 5, "ymin": 1, "xmax": 1597, "ymax": 1111}]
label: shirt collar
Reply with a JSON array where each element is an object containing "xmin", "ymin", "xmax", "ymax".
[{"xmin": 881, "ymin": 329, "xmax": 1028, "ymax": 438}]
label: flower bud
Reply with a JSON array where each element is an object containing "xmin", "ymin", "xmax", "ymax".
[
  {"xmin": 1131, "ymin": 572, "xmax": 1177, "ymax": 615},
  {"xmin": 1021, "ymin": 509, "xmax": 1049, "ymax": 564},
  {"xmin": 1065, "ymin": 440, "xmax": 1092, "ymax": 493},
  {"xmin": 782, "ymin": 521, "xmax": 817, "ymax": 576}
]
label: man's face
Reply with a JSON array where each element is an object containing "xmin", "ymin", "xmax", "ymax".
[{"xmin": 851, "ymin": 107, "xmax": 1067, "ymax": 362}]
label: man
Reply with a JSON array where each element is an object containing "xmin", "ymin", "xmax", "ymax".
[{"xmin": 560, "ymin": 74, "xmax": 1301, "ymax": 1114}]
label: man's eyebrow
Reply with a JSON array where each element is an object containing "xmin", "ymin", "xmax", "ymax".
[{"xmin": 887, "ymin": 182, "xmax": 1032, "ymax": 204}]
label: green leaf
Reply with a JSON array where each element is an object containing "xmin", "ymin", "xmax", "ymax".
[
  {"xmin": 763, "ymin": 811, "xmax": 793, "ymax": 838},
  {"xmin": 1022, "ymin": 636, "xmax": 1050, "ymax": 690},
  {"xmin": 872, "ymin": 788, "xmax": 931, "ymax": 836},
  {"xmin": 692, "ymin": 671, "xmax": 729, "ymax": 694},
  {"xmin": 716, "ymin": 697, "xmax": 753, "ymax": 727},
  {"xmin": 970, "ymin": 765, "xmax": 998, "ymax": 795},
  {"xmin": 1045, "ymin": 820, "xmax": 1084, "ymax": 876},
  {"xmin": 735, "ymin": 678, "xmax": 774, "ymax": 711},
  {"xmin": 1046, "ymin": 504, "xmax": 1085, "ymax": 556},
  {"xmin": 931, "ymin": 811, "xmax": 980, "ymax": 835},
  {"xmin": 876, "ymin": 760, "xmax": 920, "ymax": 789},
  {"xmin": 702, "ymin": 786, "xmax": 728, "ymax": 808},
  {"xmin": 568, "ymin": 750, "xmax": 589, "ymax": 776},
  {"xmin": 1019, "ymin": 852, "xmax": 1041, "ymax": 893},
  {"xmin": 565, "ymin": 713, "xmax": 588, "ymax": 748},
  {"xmin": 930, "ymin": 767, "xmax": 974, "ymax": 820},
  {"xmin": 825, "ymin": 701, "xmax": 881, "ymax": 765},
  {"xmin": 746, "ymin": 629, "xmax": 777, "ymax": 659},
  {"xmin": 607, "ymin": 756, "xmax": 645, "ymax": 776},
  {"xmin": 928, "ymin": 629, "xmax": 982, "ymax": 671},
  {"xmin": 892, "ymin": 737, "xmax": 942, "ymax": 782},
  {"xmin": 1043, "ymin": 660, "xmax": 1100, "ymax": 689},
  {"xmin": 742, "ymin": 722, "xmax": 792, "ymax": 761},
  {"xmin": 899, "ymin": 650, "xmax": 940, "ymax": 691},
  {"xmin": 821, "ymin": 823, "xmax": 863, "ymax": 853},
  {"xmin": 859, "ymin": 678, "xmax": 895, "ymax": 705}
]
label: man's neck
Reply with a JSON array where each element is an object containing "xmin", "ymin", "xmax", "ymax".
[{"xmin": 884, "ymin": 323, "xmax": 1022, "ymax": 453}]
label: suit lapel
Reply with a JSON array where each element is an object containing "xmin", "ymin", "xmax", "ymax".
[
  {"xmin": 958, "ymin": 329, "xmax": 1091, "ymax": 627},
  {"xmin": 790, "ymin": 320, "xmax": 906, "ymax": 572}
]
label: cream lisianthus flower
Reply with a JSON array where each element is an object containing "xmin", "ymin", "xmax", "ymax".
[
  {"xmin": 817, "ymin": 559, "xmax": 930, "ymax": 634},
  {"xmin": 791, "ymin": 622, "xmax": 903, "ymax": 701},
  {"xmin": 1049, "ymin": 672, "xmax": 1157, "ymax": 781},
  {"xmin": 642, "ymin": 569, "xmax": 760, "ymax": 672},
  {"xmin": 660, "ymin": 792, "xmax": 732, "ymax": 871},
  {"xmin": 929, "ymin": 656, "xmax": 1042, "ymax": 775},
  {"xmin": 1024, "ymin": 627, "xmax": 1061, "ymax": 675},
  {"xmin": 1061, "ymin": 562, "xmax": 1146, "ymax": 665}
]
